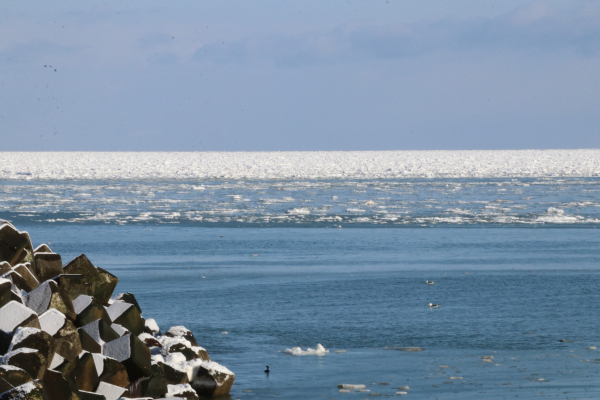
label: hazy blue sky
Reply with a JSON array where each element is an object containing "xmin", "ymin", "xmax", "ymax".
[{"xmin": 1, "ymin": 1, "xmax": 599, "ymax": 151}]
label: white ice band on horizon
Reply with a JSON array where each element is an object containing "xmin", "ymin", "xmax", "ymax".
[{"xmin": 2, "ymin": 150, "xmax": 600, "ymax": 180}]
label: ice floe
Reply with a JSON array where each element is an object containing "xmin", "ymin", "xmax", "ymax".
[
  {"xmin": 338, "ymin": 384, "xmax": 366, "ymax": 389},
  {"xmin": 284, "ymin": 343, "xmax": 329, "ymax": 355}
]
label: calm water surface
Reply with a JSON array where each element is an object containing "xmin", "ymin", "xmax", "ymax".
[{"xmin": 16, "ymin": 225, "xmax": 600, "ymax": 400}]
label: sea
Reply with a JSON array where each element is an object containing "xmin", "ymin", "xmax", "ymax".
[{"xmin": 2, "ymin": 151, "xmax": 600, "ymax": 399}]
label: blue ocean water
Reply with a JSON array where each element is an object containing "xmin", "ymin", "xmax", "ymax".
[{"xmin": 4, "ymin": 177, "xmax": 600, "ymax": 399}]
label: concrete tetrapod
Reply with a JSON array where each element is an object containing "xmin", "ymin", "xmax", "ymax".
[
  {"xmin": 0, "ymin": 365, "xmax": 33, "ymax": 389},
  {"xmin": 52, "ymin": 274, "xmax": 91, "ymax": 302},
  {"xmin": 0, "ymin": 223, "xmax": 235, "ymax": 399},
  {"xmin": 111, "ymin": 293, "xmax": 142, "ymax": 315},
  {"xmin": 73, "ymin": 296, "xmax": 112, "ymax": 327},
  {"xmin": 0, "ymin": 279, "xmax": 11, "ymax": 309},
  {"xmin": 164, "ymin": 327, "xmax": 199, "ymax": 347},
  {"xmin": 63, "ymin": 255, "xmax": 117, "ymax": 305},
  {"xmin": 102, "ymin": 334, "xmax": 151, "ymax": 382},
  {"xmin": 33, "ymin": 244, "xmax": 52, "ymax": 254},
  {"xmin": 71, "ymin": 352, "xmax": 100, "ymax": 392},
  {"xmin": 4, "ymin": 267, "xmax": 38, "ymax": 293},
  {"xmin": 190, "ymin": 362, "xmax": 235, "ymax": 397},
  {"xmin": 32, "ymin": 253, "xmax": 63, "ymax": 283},
  {"xmin": 25, "ymin": 281, "xmax": 76, "ymax": 321},
  {"xmin": 38, "ymin": 309, "xmax": 82, "ymax": 361},
  {"xmin": 7, "ymin": 328, "xmax": 55, "ymax": 374},
  {"xmin": 42, "ymin": 368, "xmax": 80, "ymax": 400},
  {"xmin": 0, "ymin": 301, "xmax": 40, "ymax": 334},
  {"xmin": 92, "ymin": 354, "xmax": 130, "ymax": 389},
  {"xmin": 78, "ymin": 320, "xmax": 120, "ymax": 354},
  {"xmin": 127, "ymin": 362, "xmax": 168, "ymax": 399},
  {"xmin": 106, "ymin": 301, "xmax": 144, "ymax": 336},
  {"xmin": 0, "ymin": 380, "xmax": 44, "ymax": 400},
  {"xmin": 0, "ymin": 223, "xmax": 36, "ymax": 270},
  {"xmin": 0, "ymin": 348, "xmax": 46, "ymax": 381},
  {"xmin": 95, "ymin": 381, "xmax": 126, "ymax": 400}
]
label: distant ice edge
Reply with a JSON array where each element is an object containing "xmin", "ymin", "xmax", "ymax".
[{"xmin": 2, "ymin": 150, "xmax": 600, "ymax": 180}]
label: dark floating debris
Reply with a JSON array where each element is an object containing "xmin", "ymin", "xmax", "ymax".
[{"xmin": 383, "ymin": 347, "xmax": 424, "ymax": 352}]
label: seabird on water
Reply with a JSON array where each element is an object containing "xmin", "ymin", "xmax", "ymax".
[
  {"xmin": 428, "ymin": 303, "xmax": 439, "ymax": 308},
  {"xmin": 264, "ymin": 366, "xmax": 270, "ymax": 374},
  {"xmin": 426, "ymin": 280, "xmax": 434, "ymax": 285}
]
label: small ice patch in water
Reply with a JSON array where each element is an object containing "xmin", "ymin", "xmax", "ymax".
[
  {"xmin": 286, "ymin": 208, "xmax": 310, "ymax": 215},
  {"xmin": 284, "ymin": 343, "xmax": 329, "ymax": 355},
  {"xmin": 338, "ymin": 384, "xmax": 366, "ymax": 389}
]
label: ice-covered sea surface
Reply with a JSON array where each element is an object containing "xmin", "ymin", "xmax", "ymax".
[
  {"xmin": 2, "ymin": 176, "xmax": 600, "ymax": 226},
  {"xmin": 3, "ymin": 151, "xmax": 600, "ymax": 399}
]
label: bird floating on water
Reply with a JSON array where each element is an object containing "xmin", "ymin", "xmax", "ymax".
[
  {"xmin": 264, "ymin": 366, "xmax": 270, "ymax": 374},
  {"xmin": 428, "ymin": 303, "xmax": 439, "ymax": 308},
  {"xmin": 426, "ymin": 281, "xmax": 434, "ymax": 285}
]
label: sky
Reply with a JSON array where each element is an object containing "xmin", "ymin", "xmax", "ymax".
[{"xmin": 1, "ymin": 0, "xmax": 599, "ymax": 151}]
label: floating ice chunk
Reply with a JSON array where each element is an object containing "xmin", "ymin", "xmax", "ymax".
[
  {"xmin": 338, "ymin": 384, "xmax": 366, "ymax": 389},
  {"xmin": 284, "ymin": 343, "xmax": 329, "ymax": 356},
  {"xmin": 335, "ymin": 350, "xmax": 347, "ymax": 353},
  {"xmin": 396, "ymin": 391, "xmax": 408, "ymax": 395},
  {"xmin": 286, "ymin": 208, "xmax": 310, "ymax": 215},
  {"xmin": 339, "ymin": 389, "xmax": 351, "ymax": 393}
]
